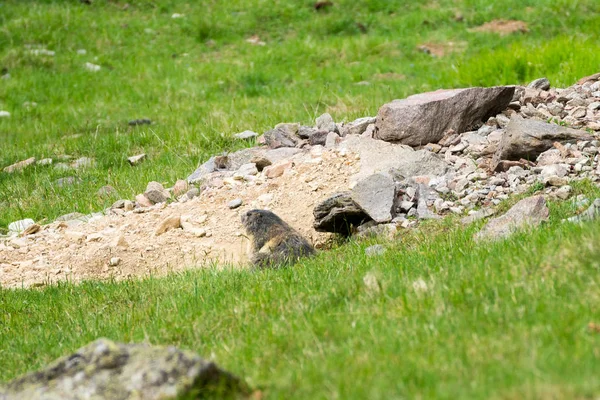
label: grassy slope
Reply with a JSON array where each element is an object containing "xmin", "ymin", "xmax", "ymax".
[
  {"xmin": 2, "ymin": 1, "xmax": 600, "ymax": 398},
  {"xmin": 2, "ymin": 183, "xmax": 600, "ymax": 399},
  {"xmin": 1, "ymin": 0, "xmax": 600, "ymax": 228}
]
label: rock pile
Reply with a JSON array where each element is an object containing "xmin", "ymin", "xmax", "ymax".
[{"xmin": 1, "ymin": 74, "xmax": 600, "ymax": 287}]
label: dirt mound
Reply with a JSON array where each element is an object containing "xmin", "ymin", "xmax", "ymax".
[{"xmin": 0, "ymin": 148, "xmax": 358, "ymax": 288}]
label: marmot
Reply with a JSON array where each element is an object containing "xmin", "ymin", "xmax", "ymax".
[{"xmin": 241, "ymin": 209, "xmax": 315, "ymax": 268}]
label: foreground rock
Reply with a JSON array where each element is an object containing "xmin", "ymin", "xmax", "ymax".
[
  {"xmin": 314, "ymin": 192, "xmax": 371, "ymax": 235},
  {"xmin": 351, "ymin": 173, "xmax": 395, "ymax": 223},
  {"xmin": 375, "ymin": 86, "xmax": 514, "ymax": 145},
  {"xmin": 476, "ymin": 195, "xmax": 549, "ymax": 240},
  {"xmin": 0, "ymin": 338, "xmax": 246, "ymax": 400},
  {"xmin": 492, "ymin": 115, "xmax": 593, "ymax": 170},
  {"xmin": 3, "ymin": 157, "xmax": 36, "ymax": 173}
]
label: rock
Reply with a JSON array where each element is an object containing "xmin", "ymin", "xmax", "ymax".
[
  {"xmin": 227, "ymin": 198, "xmax": 243, "ymax": 209},
  {"xmin": 492, "ymin": 115, "xmax": 592, "ymax": 170},
  {"xmin": 128, "ymin": 153, "xmax": 147, "ymax": 166},
  {"xmin": 3, "ymin": 157, "xmax": 36, "ymax": 173},
  {"xmin": 375, "ymin": 86, "xmax": 514, "ymax": 146},
  {"xmin": 109, "ymin": 257, "xmax": 121, "ymax": 266},
  {"xmin": 340, "ymin": 116, "xmax": 376, "ymax": 136},
  {"xmin": 340, "ymin": 136, "xmax": 447, "ymax": 182},
  {"xmin": 313, "ymin": 192, "xmax": 371, "ymax": 235},
  {"xmin": 263, "ymin": 160, "xmax": 293, "ymax": 179},
  {"xmin": 263, "ymin": 126, "xmax": 298, "ymax": 149},
  {"xmin": 461, "ymin": 209, "xmax": 495, "ymax": 225},
  {"xmin": 555, "ymin": 185, "xmax": 572, "ymax": 200},
  {"xmin": 544, "ymin": 175, "xmax": 568, "ymax": 187},
  {"xmin": 297, "ymin": 126, "xmax": 317, "ymax": 139},
  {"xmin": 0, "ymin": 110, "xmax": 10, "ymax": 118},
  {"xmin": 144, "ymin": 181, "xmax": 171, "ymax": 204},
  {"xmin": 97, "ymin": 185, "xmax": 116, "ymax": 198},
  {"xmin": 135, "ymin": 193, "xmax": 153, "ymax": 208},
  {"xmin": 155, "ymin": 215, "xmax": 181, "ymax": 235},
  {"xmin": 416, "ymin": 184, "xmax": 441, "ymax": 220},
  {"xmin": 72, "ymin": 157, "xmax": 94, "ymax": 169},
  {"xmin": 325, "ymin": 132, "xmax": 340, "ymax": 148},
  {"xmin": 85, "ymin": 62, "xmax": 101, "ymax": 72},
  {"xmin": 351, "ymin": 173, "xmax": 395, "ymax": 223},
  {"xmin": 236, "ymin": 163, "xmax": 258, "ymax": 177},
  {"xmin": 55, "ymin": 176, "xmax": 80, "ymax": 187},
  {"xmin": 365, "ymin": 244, "xmax": 386, "ymax": 257},
  {"xmin": 308, "ymin": 130, "xmax": 329, "ymax": 146},
  {"xmin": 111, "ymin": 235, "xmax": 129, "ymax": 249},
  {"xmin": 0, "ymin": 338, "xmax": 245, "ymax": 400},
  {"xmin": 172, "ymin": 179, "xmax": 189, "ymax": 197},
  {"xmin": 567, "ymin": 198, "xmax": 600, "ymax": 222},
  {"xmin": 250, "ymin": 156, "xmax": 272, "ymax": 171},
  {"xmin": 8, "ymin": 219, "xmax": 35, "ymax": 234},
  {"xmin": 187, "ymin": 157, "xmax": 216, "ymax": 183},
  {"xmin": 22, "ymin": 223, "xmax": 41, "ymax": 236},
  {"xmin": 540, "ymin": 164, "xmax": 568, "ymax": 179},
  {"xmin": 185, "ymin": 188, "xmax": 200, "ymax": 199},
  {"xmin": 56, "ymin": 212, "xmax": 86, "ymax": 222},
  {"xmin": 536, "ymin": 149, "xmax": 563, "ymax": 166},
  {"xmin": 476, "ymin": 195, "xmax": 549, "ymax": 240},
  {"xmin": 315, "ymin": 112, "xmax": 337, "ymax": 133},
  {"xmin": 37, "ymin": 158, "xmax": 53, "ymax": 166},
  {"xmin": 234, "ymin": 130, "xmax": 258, "ymax": 140},
  {"xmin": 527, "ymin": 77, "xmax": 550, "ymax": 91}
]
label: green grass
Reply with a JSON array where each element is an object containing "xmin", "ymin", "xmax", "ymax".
[
  {"xmin": 2, "ymin": 1, "xmax": 600, "ymax": 398},
  {"xmin": 1, "ymin": 0, "xmax": 600, "ymax": 229},
  {"xmin": 2, "ymin": 184, "xmax": 600, "ymax": 398}
]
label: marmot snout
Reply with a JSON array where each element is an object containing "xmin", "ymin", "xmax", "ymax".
[{"xmin": 241, "ymin": 209, "xmax": 315, "ymax": 268}]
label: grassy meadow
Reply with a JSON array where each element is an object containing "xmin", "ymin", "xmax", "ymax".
[{"xmin": 2, "ymin": 0, "xmax": 600, "ymax": 398}]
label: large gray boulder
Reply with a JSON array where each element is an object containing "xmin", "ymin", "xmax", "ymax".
[
  {"xmin": 476, "ymin": 195, "xmax": 549, "ymax": 241},
  {"xmin": 491, "ymin": 115, "xmax": 593, "ymax": 171},
  {"xmin": 375, "ymin": 86, "xmax": 514, "ymax": 146},
  {"xmin": 0, "ymin": 338, "xmax": 246, "ymax": 400},
  {"xmin": 313, "ymin": 192, "xmax": 371, "ymax": 235}
]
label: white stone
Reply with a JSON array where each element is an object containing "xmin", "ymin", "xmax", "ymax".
[{"xmin": 8, "ymin": 219, "xmax": 35, "ymax": 233}]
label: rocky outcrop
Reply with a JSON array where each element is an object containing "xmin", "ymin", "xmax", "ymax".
[
  {"xmin": 313, "ymin": 192, "xmax": 371, "ymax": 235},
  {"xmin": 375, "ymin": 86, "xmax": 514, "ymax": 146},
  {"xmin": 0, "ymin": 338, "xmax": 246, "ymax": 400},
  {"xmin": 351, "ymin": 173, "xmax": 396, "ymax": 223},
  {"xmin": 491, "ymin": 115, "xmax": 593, "ymax": 171}
]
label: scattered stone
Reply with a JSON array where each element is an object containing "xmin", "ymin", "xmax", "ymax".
[
  {"xmin": 135, "ymin": 193, "xmax": 153, "ymax": 208},
  {"xmin": 0, "ymin": 338, "xmax": 246, "ymax": 400},
  {"xmin": 228, "ymin": 198, "xmax": 243, "ymax": 209},
  {"xmin": 128, "ymin": 119, "xmax": 152, "ymax": 126},
  {"xmin": 0, "ymin": 110, "xmax": 10, "ymax": 118},
  {"xmin": 22, "ymin": 223, "xmax": 41, "ymax": 236},
  {"xmin": 492, "ymin": 115, "xmax": 592, "ymax": 170},
  {"xmin": 236, "ymin": 163, "xmax": 258, "ymax": 177},
  {"xmin": 185, "ymin": 187, "xmax": 201, "ymax": 199},
  {"xmin": 55, "ymin": 176, "xmax": 80, "ymax": 187},
  {"xmin": 3, "ymin": 157, "xmax": 36, "ymax": 173},
  {"xmin": 72, "ymin": 157, "xmax": 94, "ymax": 169},
  {"xmin": 155, "ymin": 215, "xmax": 181, "ymax": 235},
  {"xmin": 527, "ymin": 77, "xmax": 550, "ymax": 91},
  {"xmin": 544, "ymin": 175, "xmax": 568, "ymax": 187},
  {"xmin": 263, "ymin": 160, "xmax": 293, "ymax": 179},
  {"xmin": 351, "ymin": 173, "xmax": 395, "ymax": 223},
  {"xmin": 567, "ymin": 198, "xmax": 600, "ymax": 223},
  {"xmin": 340, "ymin": 116, "xmax": 376, "ymax": 136},
  {"xmin": 313, "ymin": 192, "xmax": 371, "ymax": 235},
  {"xmin": 375, "ymin": 86, "xmax": 514, "ymax": 146},
  {"xmin": 37, "ymin": 158, "xmax": 53, "ymax": 166},
  {"xmin": 461, "ymin": 209, "xmax": 495, "ymax": 225},
  {"xmin": 172, "ymin": 179, "xmax": 189, "ymax": 197},
  {"xmin": 316, "ymin": 112, "xmax": 337, "ymax": 133},
  {"xmin": 8, "ymin": 219, "xmax": 35, "ymax": 234},
  {"xmin": 144, "ymin": 181, "xmax": 171, "ymax": 204},
  {"xmin": 476, "ymin": 195, "xmax": 549, "ymax": 240},
  {"xmin": 234, "ymin": 130, "xmax": 258, "ymax": 140},
  {"xmin": 84, "ymin": 62, "xmax": 101, "ymax": 72},
  {"xmin": 250, "ymin": 156, "xmax": 272, "ymax": 171},
  {"xmin": 365, "ymin": 244, "xmax": 386, "ymax": 257},
  {"xmin": 309, "ymin": 130, "xmax": 329, "ymax": 146},
  {"xmin": 109, "ymin": 257, "xmax": 121, "ymax": 266},
  {"xmin": 187, "ymin": 157, "xmax": 217, "ymax": 183},
  {"xmin": 416, "ymin": 184, "xmax": 441, "ymax": 220},
  {"xmin": 263, "ymin": 126, "xmax": 298, "ymax": 149},
  {"xmin": 128, "ymin": 153, "xmax": 147, "ymax": 166},
  {"xmin": 554, "ymin": 185, "xmax": 572, "ymax": 200},
  {"xmin": 325, "ymin": 132, "xmax": 340, "ymax": 148}
]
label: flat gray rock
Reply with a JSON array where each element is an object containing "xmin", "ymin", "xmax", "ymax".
[
  {"xmin": 263, "ymin": 126, "xmax": 298, "ymax": 148},
  {"xmin": 340, "ymin": 116, "xmax": 376, "ymax": 136},
  {"xmin": 316, "ymin": 112, "xmax": 337, "ymax": 133},
  {"xmin": 234, "ymin": 130, "xmax": 258, "ymax": 140},
  {"xmin": 144, "ymin": 181, "xmax": 171, "ymax": 204},
  {"xmin": 351, "ymin": 173, "xmax": 395, "ymax": 223},
  {"xmin": 492, "ymin": 115, "xmax": 592, "ymax": 170},
  {"xmin": 0, "ymin": 338, "xmax": 246, "ymax": 400},
  {"xmin": 8, "ymin": 219, "xmax": 35, "ymax": 234},
  {"xmin": 375, "ymin": 86, "xmax": 514, "ymax": 146},
  {"xmin": 476, "ymin": 195, "xmax": 549, "ymax": 241}
]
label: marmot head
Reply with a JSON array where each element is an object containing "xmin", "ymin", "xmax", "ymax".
[{"xmin": 241, "ymin": 209, "xmax": 285, "ymax": 235}]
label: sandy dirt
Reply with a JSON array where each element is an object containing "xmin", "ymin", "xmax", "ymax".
[{"xmin": 0, "ymin": 147, "xmax": 360, "ymax": 288}]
